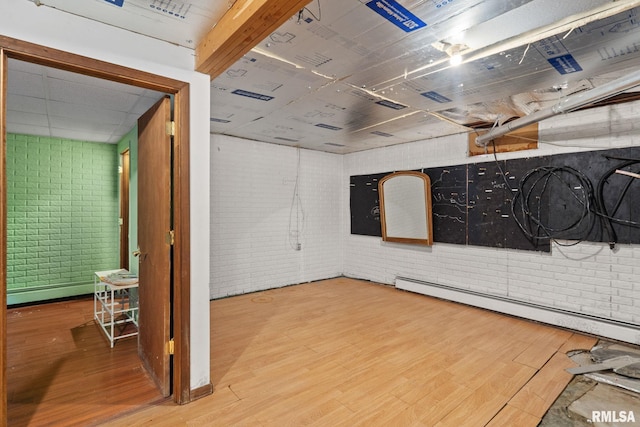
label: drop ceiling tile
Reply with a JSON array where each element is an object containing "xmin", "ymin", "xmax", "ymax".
[
  {"xmin": 8, "ymin": 58, "xmax": 46, "ymax": 75},
  {"xmin": 7, "ymin": 123, "xmax": 51, "ymax": 137},
  {"xmin": 114, "ymin": 115, "xmax": 143, "ymax": 135},
  {"xmin": 49, "ymin": 115, "xmax": 123, "ymax": 135},
  {"xmin": 46, "ymin": 77, "xmax": 141, "ymax": 112},
  {"xmin": 46, "ymin": 66, "xmax": 149, "ymax": 96},
  {"xmin": 6, "ymin": 110, "xmax": 49, "ymax": 127},
  {"xmin": 49, "ymin": 127, "xmax": 115, "ymax": 143},
  {"xmin": 47, "ymin": 100, "xmax": 128, "ymax": 125},
  {"xmin": 130, "ymin": 94, "xmax": 167, "ymax": 114},
  {"xmin": 7, "ymin": 69, "xmax": 45, "ymax": 99},
  {"xmin": 7, "ymin": 94, "xmax": 47, "ymax": 115}
]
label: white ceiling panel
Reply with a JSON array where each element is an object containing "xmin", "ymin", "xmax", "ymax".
[
  {"xmin": 46, "ymin": 79, "xmax": 140, "ymax": 112},
  {"xmin": 48, "ymin": 128, "xmax": 116, "ymax": 143},
  {"xmin": 6, "ymin": 110, "xmax": 49, "ymax": 128},
  {"xmin": 6, "ymin": 69, "xmax": 46, "ymax": 98},
  {"xmin": 49, "ymin": 115, "xmax": 124, "ymax": 136},
  {"xmin": 45, "ymin": 66, "xmax": 147, "ymax": 95},
  {"xmin": 6, "ymin": 94, "xmax": 47, "ymax": 115},
  {"xmin": 47, "ymin": 100, "xmax": 128, "ymax": 125},
  {"xmin": 8, "ymin": 124, "xmax": 53, "ymax": 138},
  {"xmin": 6, "ymin": 58, "xmax": 165, "ymax": 143}
]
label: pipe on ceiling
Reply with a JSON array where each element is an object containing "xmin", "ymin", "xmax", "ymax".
[{"xmin": 475, "ymin": 69, "xmax": 640, "ymax": 147}]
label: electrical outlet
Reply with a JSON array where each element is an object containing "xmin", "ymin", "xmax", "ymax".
[{"xmin": 296, "ymin": 243, "xmax": 301, "ymax": 251}]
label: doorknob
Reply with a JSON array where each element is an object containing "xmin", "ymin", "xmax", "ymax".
[{"xmin": 133, "ymin": 249, "xmax": 141, "ymax": 257}]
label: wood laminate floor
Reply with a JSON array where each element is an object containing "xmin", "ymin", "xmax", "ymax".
[
  {"xmin": 7, "ymin": 296, "xmax": 165, "ymax": 426},
  {"xmin": 8, "ymin": 278, "xmax": 598, "ymax": 426}
]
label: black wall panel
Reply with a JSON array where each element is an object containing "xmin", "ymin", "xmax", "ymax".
[{"xmin": 350, "ymin": 147, "xmax": 640, "ymax": 251}]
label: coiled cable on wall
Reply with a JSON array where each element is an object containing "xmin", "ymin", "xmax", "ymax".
[
  {"xmin": 595, "ymin": 155, "xmax": 640, "ymax": 248},
  {"xmin": 477, "ymin": 135, "xmax": 640, "ymax": 249},
  {"xmin": 511, "ymin": 165, "xmax": 597, "ymax": 246}
]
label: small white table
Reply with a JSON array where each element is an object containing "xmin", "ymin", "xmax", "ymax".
[{"xmin": 94, "ymin": 269, "xmax": 139, "ymax": 347}]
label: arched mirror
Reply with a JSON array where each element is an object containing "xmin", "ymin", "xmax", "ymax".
[{"xmin": 378, "ymin": 171, "xmax": 433, "ymax": 245}]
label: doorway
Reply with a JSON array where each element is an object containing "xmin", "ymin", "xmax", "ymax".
[{"xmin": 1, "ymin": 36, "xmax": 194, "ymax": 421}]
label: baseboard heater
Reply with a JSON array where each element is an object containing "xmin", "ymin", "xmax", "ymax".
[
  {"xmin": 395, "ymin": 277, "xmax": 640, "ymax": 345},
  {"xmin": 7, "ymin": 281, "xmax": 93, "ymax": 306}
]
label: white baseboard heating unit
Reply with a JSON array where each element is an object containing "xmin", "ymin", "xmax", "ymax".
[{"xmin": 395, "ymin": 277, "xmax": 640, "ymax": 345}]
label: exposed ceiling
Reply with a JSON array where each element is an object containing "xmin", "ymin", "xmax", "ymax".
[{"xmin": 8, "ymin": 0, "xmax": 640, "ymax": 153}]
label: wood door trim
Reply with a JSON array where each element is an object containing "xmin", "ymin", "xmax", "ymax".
[
  {"xmin": 172, "ymin": 88, "xmax": 193, "ymax": 404},
  {"xmin": 0, "ymin": 36, "xmax": 202, "ymax": 411},
  {"xmin": 0, "ymin": 36, "xmax": 185, "ymax": 93},
  {"xmin": 120, "ymin": 149, "xmax": 130, "ymax": 270},
  {"xmin": 1, "ymin": 48, "xmax": 8, "ymax": 424}
]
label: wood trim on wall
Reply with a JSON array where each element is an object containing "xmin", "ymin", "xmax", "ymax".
[
  {"xmin": 0, "ymin": 36, "xmax": 205, "ymax": 412},
  {"xmin": 190, "ymin": 383, "xmax": 214, "ymax": 402},
  {"xmin": 1, "ymin": 47, "xmax": 8, "ymax": 425},
  {"xmin": 0, "ymin": 36, "xmax": 185, "ymax": 93},
  {"xmin": 172, "ymin": 86, "xmax": 193, "ymax": 404},
  {"xmin": 120, "ymin": 149, "xmax": 131, "ymax": 271},
  {"xmin": 468, "ymin": 123, "xmax": 539, "ymax": 156}
]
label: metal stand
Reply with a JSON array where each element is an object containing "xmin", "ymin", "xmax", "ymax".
[{"xmin": 94, "ymin": 269, "xmax": 139, "ymax": 347}]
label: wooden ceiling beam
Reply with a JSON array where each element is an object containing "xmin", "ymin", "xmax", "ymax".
[{"xmin": 195, "ymin": 0, "xmax": 311, "ymax": 79}]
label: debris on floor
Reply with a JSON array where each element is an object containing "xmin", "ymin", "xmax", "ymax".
[
  {"xmin": 540, "ymin": 340, "xmax": 640, "ymax": 426},
  {"xmin": 568, "ymin": 383, "xmax": 639, "ymax": 426},
  {"xmin": 568, "ymin": 341, "xmax": 640, "ymax": 395}
]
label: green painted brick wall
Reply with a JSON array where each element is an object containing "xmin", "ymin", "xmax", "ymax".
[{"xmin": 6, "ymin": 133, "xmax": 120, "ymax": 300}]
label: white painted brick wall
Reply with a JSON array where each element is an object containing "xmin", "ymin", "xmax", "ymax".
[
  {"xmin": 208, "ymin": 100, "xmax": 640, "ymax": 327},
  {"xmin": 343, "ymin": 100, "xmax": 640, "ymax": 326},
  {"xmin": 210, "ymin": 135, "xmax": 343, "ymax": 299}
]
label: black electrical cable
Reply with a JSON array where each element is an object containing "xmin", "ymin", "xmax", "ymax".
[
  {"xmin": 298, "ymin": 0, "xmax": 321, "ymax": 23},
  {"xmin": 594, "ymin": 158, "xmax": 640, "ymax": 248},
  {"xmin": 511, "ymin": 165, "xmax": 597, "ymax": 246},
  {"xmin": 483, "ymin": 140, "xmax": 639, "ymax": 249}
]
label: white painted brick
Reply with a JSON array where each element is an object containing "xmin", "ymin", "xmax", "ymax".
[
  {"xmin": 208, "ymin": 101, "xmax": 640, "ymax": 331},
  {"xmin": 343, "ymin": 101, "xmax": 640, "ymax": 328},
  {"xmin": 210, "ymin": 135, "xmax": 343, "ymax": 299}
]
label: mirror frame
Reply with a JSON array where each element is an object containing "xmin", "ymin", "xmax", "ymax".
[{"xmin": 378, "ymin": 171, "xmax": 433, "ymax": 246}]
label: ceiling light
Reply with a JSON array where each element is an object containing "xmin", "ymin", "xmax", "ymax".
[
  {"xmin": 432, "ymin": 41, "xmax": 468, "ymax": 67},
  {"xmin": 447, "ymin": 43, "xmax": 465, "ymax": 66}
]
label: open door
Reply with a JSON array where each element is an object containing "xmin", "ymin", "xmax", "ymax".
[
  {"xmin": 1, "ymin": 38, "xmax": 201, "ymax": 415},
  {"xmin": 137, "ymin": 96, "xmax": 173, "ymax": 396}
]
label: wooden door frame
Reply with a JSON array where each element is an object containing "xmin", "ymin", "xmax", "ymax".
[
  {"xmin": 120, "ymin": 149, "xmax": 130, "ymax": 271},
  {"xmin": 0, "ymin": 36, "xmax": 196, "ymax": 418}
]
